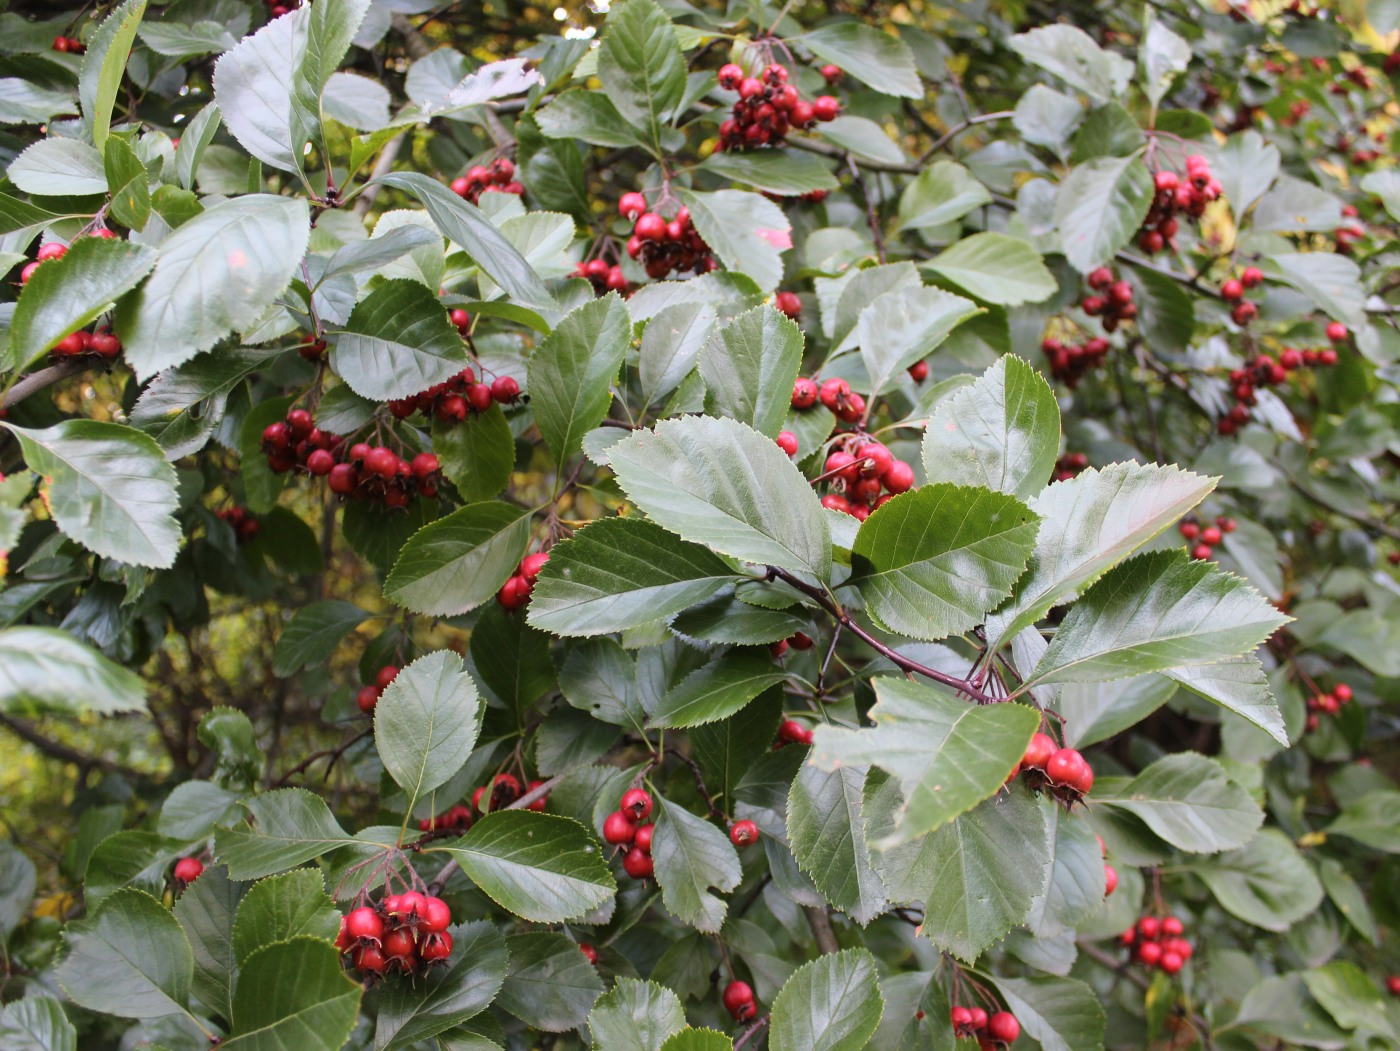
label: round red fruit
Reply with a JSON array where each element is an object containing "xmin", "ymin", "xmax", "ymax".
[
  {"xmin": 357, "ymin": 686, "xmax": 381, "ymax": 713},
  {"xmin": 491, "ymin": 376, "xmax": 520, "ymax": 403},
  {"xmin": 792, "ymin": 378, "xmax": 818, "ymax": 409},
  {"xmin": 419, "ymin": 931, "xmax": 453, "ymax": 963},
  {"xmin": 623, "ymin": 847, "xmax": 654, "ymax": 879},
  {"xmin": 345, "ymin": 906, "xmax": 384, "ymax": 944},
  {"xmin": 603, "ymin": 810, "xmax": 637, "ymax": 845},
  {"xmin": 520, "ymin": 551, "xmax": 550, "ymax": 579},
  {"xmin": 1326, "ymin": 321, "xmax": 1348, "ymax": 343},
  {"xmin": 1104, "ymin": 864, "xmax": 1118, "ymax": 896},
  {"xmin": 36, "ymin": 243, "xmax": 67, "ymax": 262},
  {"xmin": 1022, "ymin": 732, "xmax": 1057, "ymax": 769},
  {"xmin": 618, "ymin": 192, "xmax": 648, "ymax": 218},
  {"xmin": 811, "ymin": 95, "xmax": 840, "ymax": 121},
  {"xmin": 1045, "ymin": 748, "xmax": 1087, "ymax": 787},
  {"xmin": 882, "ymin": 460, "xmax": 915, "ymax": 494},
  {"xmin": 174, "ymin": 857, "xmax": 203, "ymax": 883},
  {"xmin": 722, "ymin": 980, "xmax": 757, "ymax": 1021},
  {"xmin": 729, "ymin": 820, "xmax": 759, "ymax": 848},
  {"xmin": 633, "ymin": 823, "xmax": 654, "ymax": 852},
  {"xmin": 306, "ymin": 449, "xmax": 335, "ymax": 476},
  {"xmin": 775, "ymin": 431, "xmax": 799, "ymax": 457},
  {"xmin": 774, "ymin": 291, "xmax": 801, "ymax": 318},
  {"xmin": 329, "ymin": 463, "xmax": 358, "ymax": 496},
  {"xmin": 419, "ymin": 895, "xmax": 452, "ymax": 933},
  {"xmin": 364, "ymin": 447, "xmax": 399, "ymax": 479},
  {"xmin": 621, "ymin": 787, "xmax": 653, "ymax": 820},
  {"xmin": 634, "ymin": 213, "xmax": 667, "ymax": 241},
  {"xmin": 987, "ymin": 1012, "xmax": 1020, "ymax": 1044}
]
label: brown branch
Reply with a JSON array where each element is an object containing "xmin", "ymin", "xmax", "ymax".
[
  {"xmin": 1289, "ymin": 479, "xmax": 1400, "ymax": 542},
  {"xmin": 0, "ymin": 359, "xmax": 88, "ymax": 412},
  {"xmin": 269, "ymin": 726, "xmax": 372, "ymax": 788},
  {"xmin": 733, "ymin": 1015, "xmax": 771, "ymax": 1050},
  {"xmin": 920, "ymin": 110, "xmax": 1015, "ymax": 159},
  {"xmin": 805, "ymin": 905, "xmax": 840, "ymax": 954},
  {"xmin": 0, "ymin": 712, "xmax": 148, "ymax": 779}
]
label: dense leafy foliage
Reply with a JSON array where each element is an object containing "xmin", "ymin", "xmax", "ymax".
[{"xmin": 1, "ymin": 1, "xmax": 1399, "ymax": 1049}]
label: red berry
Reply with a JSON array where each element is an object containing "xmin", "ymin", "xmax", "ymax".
[
  {"xmin": 622, "ymin": 847, "xmax": 654, "ymax": 879},
  {"xmin": 419, "ymin": 930, "xmax": 453, "ymax": 963},
  {"xmin": 618, "ymin": 192, "xmax": 648, "ymax": 219},
  {"xmin": 775, "ymin": 431, "xmax": 798, "ymax": 457},
  {"xmin": 364, "ymin": 447, "xmax": 398, "ymax": 479},
  {"xmin": 36, "ymin": 242, "xmax": 67, "ymax": 262},
  {"xmin": 1334, "ymin": 683, "xmax": 1353, "ymax": 703},
  {"xmin": 520, "ymin": 552, "xmax": 550, "ymax": 579},
  {"xmin": 491, "ymin": 376, "xmax": 520, "ymax": 403},
  {"xmin": 1045, "ymin": 748, "xmax": 1087, "ymax": 788},
  {"xmin": 722, "ymin": 980, "xmax": 757, "ymax": 1022},
  {"xmin": 633, "ymin": 823, "xmax": 654, "ymax": 853},
  {"xmin": 354, "ymin": 945, "xmax": 389, "ymax": 974},
  {"xmin": 602, "ymin": 810, "xmax": 637, "ymax": 845},
  {"xmin": 620, "ymin": 788, "xmax": 653, "ymax": 820},
  {"xmin": 381, "ymin": 927, "xmax": 416, "ymax": 963},
  {"xmin": 580, "ymin": 942, "xmax": 599, "ymax": 964},
  {"xmin": 1201, "ymin": 526, "xmax": 1223, "ymax": 545},
  {"xmin": 967, "ymin": 1007, "xmax": 987, "ymax": 1030},
  {"xmin": 951, "ymin": 1006, "xmax": 972, "ymax": 1030},
  {"xmin": 634, "ymin": 213, "xmax": 666, "ymax": 241},
  {"xmin": 1160, "ymin": 951, "xmax": 1184, "ymax": 975},
  {"xmin": 729, "ymin": 820, "xmax": 759, "ymax": 848},
  {"xmin": 419, "ymin": 896, "xmax": 452, "ymax": 933},
  {"xmin": 345, "ymin": 906, "xmax": 384, "ymax": 944},
  {"xmin": 1191, "ymin": 543, "xmax": 1213, "ymax": 560},
  {"xmin": 1179, "ymin": 521, "xmax": 1200, "ymax": 539},
  {"xmin": 882, "ymin": 460, "xmax": 915, "ymax": 494},
  {"xmin": 174, "ymin": 857, "xmax": 204, "ymax": 884},
  {"xmin": 778, "ymin": 719, "xmax": 813, "ymax": 746},
  {"xmin": 987, "ymin": 1012, "xmax": 1020, "ymax": 1044},
  {"xmin": 1326, "ymin": 321, "xmax": 1348, "ymax": 343},
  {"xmin": 1162, "ymin": 916, "xmax": 1184, "ymax": 936},
  {"xmin": 1138, "ymin": 941, "xmax": 1162, "ymax": 966},
  {"xmin": 1138, "ymin": 916, "xmax": 1160, "ymax": 939},
  {"xmin": 717, "ymin": 63, "xmax": 744, "ymax": 89},
  {"xmin": 1240, "ymin": 266, "xmax": 1264, "ymax": 288},
  {"xmin": 774, "ymin": 291, "xmax": 801, "ymax": 318},
  {"xmin": 908, "ymin": 360, "xmax": 929, "ymax": 382},
  {"xmin": 820, "ymin": 493, "xmax": 849, "ymax": 515},
  {"xmin": 497, "ymin": 574, "xmax": 532, "ymax": 609},
  {"xmin": 811, "ymin": 95, "xmax": 840, "ymax": 121},
  {"xmin": 306, "ymin": 448, "xmax": 335, "ymax": 476},
  {"xmin": 792, "ymin": 378, "xmax": 818, "ymax": 409},
  {"xmin": 375, "ymin": 665, "xmax": 399, "ymax": 690},
  {"xmin": 1022, "ymin": 732, "xmax": 1056, "ymax": 769},
  {"xmin": 1221, "ymin": 278, "xmax": 1243, "ymax": 301},
  {"xmin": 328, "ymin": 463, "xmax": 359, "ymax": 496},
  {"xmin": 19, "ymin": 261, "xmax": 41, "ymax": 284},
  {"xmin": 1104, "ymin": 864, "xmax": 1118, "ymax": 896},
  {"xmin": 357, "ymin": 685, "xmax": 381, "ymax": 713}
]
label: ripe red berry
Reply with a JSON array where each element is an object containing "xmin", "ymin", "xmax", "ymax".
[
  {"xmin": 621, "ymin": 788, "xmax": 653, "ymax": 821},
  {"xmin": 966, "ymin": 1007, "xmax": 988, "ymax": 1030},
  {"xmin": 811, "ymin": 95, "xmax": 840, "ymax": 121},
  {"xmin": 1179, "ymin": 521, "xmax": 1200, "ymax": 539},
  {"xmin": 1022, "ymin": 732, "xmax": 1056, "ymax": 769},
  {"xmin": 1162, "ymin": 916, "xmax": 1184, "ymax": 936},
  {"xmin": 602, "ymin": 810, "xmax": 637, "ymax": 845},
  {"xmin": 364, "ymin": 447, "xmax": 398, "ymax": 479},
  {"xmin": 1221, "ymin": 278, "xmax": 1243, "ymax": 301},
  {"xmin": 775, "ymin": 431, "xmax": 798, "ymax": 457},
  {"xmin": 491, "ymin": 376, "xmax": 520, "ymax": 403},
  {"xmin": 774, "ymin": 291, "xmax": 801, "ymax": 318},
  {"xmin": 792, "ymin": 377, "xmax": 818, "ymax": 409},
  {"xmin": 497, "ymin": 574, "xmax": 532, "ymax": 609},
  {"xmin": 987, "ymin": 1012, "xmax": 1020, "ymax": 1043},
  {"xmin": 1334, "ymin": 683, "xmax": 1353, "ymax": 703},
  {"xmin": 1045, "ymin": 748, "xmax": 1087, "ymax": 788},
  {"xmin": 1326, "ymin": 321, "xmax": 1348, "ymax": 343},
  {"xmin": 729, "ymin": 820, "xmax": 759, "ymax": 848},
  {"xmin": 579, "ymin": 942, "xmax": 599, "ymax": 964},
  {"xmin": 520, "ymin": 551, "xmax": 550, "ymax": 579},
  {"xmin": 633, "ymin": 823, "xmax": 654, "ymax": 853},
  {"xmin": 345, "ymin": 906, "xmax": 384, "ymax": 944},
  {"xmin": 1191, "ymin": 543, "xmax": 1213, "ymax": 560},
  {"xmin": 618, "ymin": 192, "xmax": 648, "ymax": 219},
  {"xmin": 19, "ymin": 261, "xmax": 41, "ymax": 284},
  {"xmin": 622, "ymin": 847, "xmax": 654, "ymax": 879},
  {"xmin": 1160, "ymin": 951, "xmax": 1184, "ymax": 974},
  {"xmin": 174, "ymin": 857, "xmax": 204, "ymax": 884},
  {"xmin": 1201, "ymin": 526, "xmax": 1223, "ymax": 545},
  {"xmin": 36, "ymin": 242, "xmax": 67, "ymax": 262},
  {"xmin": 634, "ymin": 213, "xmax": 667, "ymax": 241},
  {"xmin": 357, "ymin": 685, "xmax": 381, "ymax": 713},
  {"xmin": 419, "ymin": 930, "xmax": 453, "ymax": 963},
  {"xmin": 375, "ymin": 666, "xmax": 399, "ymax": 690},
  {"xmin": 355, "ymin": 945, "xmax": 389, "ymax": 974},
  {"xmin": 950, "ymin": 1006, "xmax": 972, "ymax": 1030},
  {"xmin": 328, "ymin": 463, "xmax": 359, "ymax": 496},
  {"xmin": 306, "ymin": 448, "xmax": 335, "ymax": 476},
  {"xmin": 1386, "ymin": 976, "xmax": 1400, "ymax": 996},
  {"xmin": 419, "ymin": 895, "xmax": 452, "ymax": 933},
  {"xmin": 1104, "ymin": 864, "xmax": 1118, "ymax": 896},
  {"xmin": 778, "ymin": 719, "xmax": 813, "ymax": 746},
  {"xmin": 908, "ymin": 360, "xmax": 929, "ymax": 382},
  {"xmin": 882, "ymin": 460, "xmax": 915, "ymax": 494},
  {"xmin": 722, "ymin": 980, "xmax": 757, "ymax": 1022},
  {"xmin": 1240, "ymin": 266, "xmax": 1264, "ymax": 288},
  {"xmin": 717, "ymin": 63, "xmax": 744, "ymax": 89},
  {"xmin": 381, "ymin": 927, "xmax": 416, "ymax": 963},
  {"xmin": 1138, "ymin": 941, "xmax": 1163, "ymax": 966}
]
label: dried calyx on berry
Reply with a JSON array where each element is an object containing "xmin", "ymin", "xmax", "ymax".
[
  {"xmin": 715, "ymin": 62, "xmax": 839, "ymax": 151},
  {"xmin": 1016, "ymin": 732, "xmax": 1094, "ymax": 803},
  {"xmin": 336, "ymin": 891, "xmax": 456, "ymax": 980},
  {"xmin": 623, "ymin": 200, "xmax": 716, "ymax": 281}
]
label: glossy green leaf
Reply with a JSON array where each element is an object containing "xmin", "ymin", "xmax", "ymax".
[
  {"xmin": 222, "ymin": 937, "xmax": 361, "ymax": 1051},
  {"xmin": 215, "ymin": 788, "xmax": 354, "ymax": 880},
  {"xmin": 1163, "ymin": 656, "xmax": 1287, "ymax": 746},
  {"xmin": 1094, "ymin": 753, "xmax": 1263, "ymax": 854},
  {"xmin": 699, "ymin": 305, "xmax": 803, "ymax": 438},
  {"xmin": 897, "ymin": 160, "xmax": 992, "ymax": 231},
  {"xmin": 851, "ymin": 484, "xmax": 1040, "ymax": 642},
  {"xmin": 652, "ymin": 795, "xmax": 741, "ymax": 933},
  {"xmin": 0, "ymin": 997, "xmax": 77, "ymax": 1051},
  {"xmin": 174, "ymin": 864, "xmax": 244, "ymax": 1021},
  {"xmin": 439, "ymin": 811, "xmax": 616, "ymax": 922},
  {"xmin": 769, "ymin": 949, "xmax": 884, "ymax": 1051},
  {"xmin": 272, "ymin": 601, "xmax": 370, "ymax": 678},
  {"xmin": 527, "ymin": 293, "xmax": 631, "ymax": 464},
  {"xmin": 587, "ymin": 977, "xmax": 688, "ymax": 1051},
  {"xmin": 676, "ymin": 188, "xmax": 789, "ymax": 294},
  {"xmin": 924, "ymin": 233, "xmax": 1056, "ymax": 306},
  {"xmin": 991, "ymin": 976, "xmax": 1106, "ymax": 1051},
  {"xmin": 212, "ymin": 9, "xmax": 307, "ymax": 172},
  {"xmin": 230, "ymin": 869, "xmax": 338, "ymax": 966},
  {"xmin": 1026, "ymin": 802, "xmax": 1106, "ymax": 937},
  {"xmin": 921, "ymin": 355, "xmax": 1061, "ymax": 501},
  {"xmin": 1053, "ymin": 153, "xmax": 1154, "ymax": 273},
  {"xmin": 597, "ymin": 0, "xmax": 686, "ymax": 151},
  {"xmin": 433, "ymin": 403, "xmax": 515, "ymax": 503},
  {"xmin": 103, "ymin": 135, "xmax": 150, "ymax": 231},
  {"xmin": 537, "ymin": 90, "xmax": 644, "ymax": 148},
  {"xmin": 496, "ymin": 931, "xmax": 605, "ymax": 1031},
  {"xmin": 0, "ymin": 626, "xmax": 146, "ymax": 715},
  {"xmin": 383, "ymin": 502, "xmax": 532, "ymax": 616},
  {"xmin": 700, "ymin": 151, "xmax": 839, "ymax": 195},
  {"xmin": 79, "ymin": 0, "xmax": 148, "ymax": 150},
  {"xmin": 659, "ymin": 1032, "xmax": 733, "ymax": 1051},
  {"xmin": 4, "ymin": 420, "xmax": 180, "ymax": 569},
  {"xmin": 788, "ymin": 764, "xmax": 888, "ymax": 925},
  {"xmin": 57, "ymin": 888, "xmax": 193, "ymax": 1019},
  {"xmin": 813, "ymin": 678, "xmax": 1039, "ymax": 848},
  {"xmin": 1190, "ymin": 828, "xmax": 1323, "ymax": 932},
  {"xmin": 649, "ymin": 649, "xmax": 789, "ymax": 728},
  {"xmin": 856, "ymin": 285, "xmax": 981, "ymax": 396},
  {"xmin": 7, "ymin": 138, "xmax": 107, "ymax": 196},
  {"xmin": 330, "ymin": 278, "xmax": 468, "ymax": 401},
  {"xmin": 375, "ymin": 922, "xmax": 509, "ymax": 1050},
  {"xmin": 1009, "ymin": 24, "xmax": 1132, "ymax": 103},
  {"xmin": 375, "ymin": 650, "xmax": 481, "ymax": 810},
  {"xmin": 608, "ymin": 415, "xmax": 831, "ymax": 580},
  {"xmin": 802, "ymin": 22, "xmax": 920, "ymax": 98},
  {"xmin": 527, "ymin": 517, "xmax": 735, "ymax": 637}
]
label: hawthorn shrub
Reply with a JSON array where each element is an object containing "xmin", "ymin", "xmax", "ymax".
[{"xmin": 1, "ymin": 1, "xmax": 1399, "ymax": 1049}]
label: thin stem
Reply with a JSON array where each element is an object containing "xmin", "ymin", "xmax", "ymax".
[
  {"xmin": 805, "ymin": 905, "xmax": 839, "ymax": 954},
  {"xmin": 920, "ymin": 111, "xmax": 1015, "ymax": 160},
  {"xmin": 734, "ymin": 1016, "xmax": 771, "ymax": 1050}
]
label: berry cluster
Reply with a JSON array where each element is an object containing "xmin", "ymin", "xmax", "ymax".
[
  {"xmin": 418, "ymin": 803, "xmax": 473, "ymax": 834},
  {"xmin": 335, "ymin": 893, "xmax": 454, "ymax": 979},
  {"xmin": 723, "ymin": 979, "xmax": 758, "ymax": 1022},
  {"xmin": 1040, "ymin": 335, "xmax": 1110, "ymax": 387},
  {"xmin": 1179, "ymin": 515, "xmax": 1235, "ymax": 560},
  {"xmin": 790, "ymin": 376, "xmax": 866, "ymax": 423},
  {"xmin": 1218, "ymin": 345, "xmax": 1336, "ymax": 436},
  {"xmin": 1120, "ymin": 915, "xmax": 1193, "ymax": 975},
  {"xmin": 1335, "ymin": 204, "xmax": 1364, "ymax": 255},
  {"xmin": 714, "ymin": 62, "xmax": 840, "ymax": 151},
  {"xmin": 172, "ymin": 857, "xmax": 204, "ymax": 886},
  {"xmin": 497, "ymin": 551, "xmax": 549, "ymax": 610},
  {"xmin": 572, "ymin": 257, "xmax": 630, "ymax": 296},
  {"xmin": 449, "ymin": 158, "xmax": 523, "ymax": 204},
  {"xmin": 1304, "ymin": 682, "xmax": 1354, "ymax": 733},
  {"xmin": 50, "ymin": 326, "xmax": 123, "ymax": 363},
  {"xmin": 1137, "ymin": 155, "xmax": 1221, "ymax": 255},
  {"xmin": 1053, "ymin": 452, "xmax": 1089, "ymax": 482},
  {"xmin": 51, "ymin": 36, "xmax": 86, "ymax": 53},
  {"xmin": 1017, "ymin": 732, "xmax": 1094, "ymax": 804},
  {"xmin": 1218, "ymin": 265, "xmax": 1264, "ymax": 326},
  {"xmin": 356, "ymin": 664, "xmax": 401, "ymax": 715},
  {"xmin": 216, "ymin": 507, "xmax": 260, "ymax": 545},
  {"xmin": 387, "ymin": 366, "xmax": 519, "ymax": 423},
  {"xmin": 261, "ymin": 409, "xmax": 343, "ymax": 475},
  {"xmin": 950, "ymin": 1006, "xmax": 1020, "ymax": 1048},
  {"xmin": 620, "ymin": 197, "xmax": 716, "ymax": 280},
  {"xmin": 330, "ymin": 444, "xmax": 441, "ymax": 507},
  {"xmin": 601, "ymin": 788, "xmax": 655, "ymax": 880},
  {"xmin": 817, "ymin": 438, "xmax": 916, "ymax": 521},
  {"xmin": 769, "ymin": 631, "xmax": 814, "ymax": 659},
  {"xmin": 1081, "ymin": 268, "xmax": 1137, "ymax": 333},
  {"xmin": 775, "ymin": 718, "xmax": 814, "ymax": 748}
]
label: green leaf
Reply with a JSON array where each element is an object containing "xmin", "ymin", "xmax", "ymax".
[
  {"xmin": 383, "ymin": 501, "xmax": 532, "ymax": 617},
  {"xmin": 1227, "ymin": 973, "xmax": 1350, "ymax": 1048},
  {"xmin": 1163, "ymin": 656, "xmax": 1287, "ymax": 747},
  {"xmin": 158, "ymin": 781, "xmax": 242, "ymax": 841},
  {"xmin": 639, "ymin": 301, "xmax": 716, "ymax": 408},
  {"xmin": 921, "ymin": 355, "xmax": 1060, "ymax": 501},
  {"xmin": 676, "ymin": 188, "xmax": 790, "ymax": 294},
  {"xmin": 0, "ymin": 80, "xmax": 75, "ymax": 125},
  {"xmin": 432, "ymin": 404, "xmax": 515, "ymax": 503},
  {"xmin": 813, "ymin": 678, "xmax": 1038, "ymax": 848},
  {"xmin": 199, "ymin": 708, "xmax": 263, "ymax": 792},
  {"xmin": 769, "ymin": 949, "xmax": 884, "ymax": 1051},
  {"xmin": 649, "ymin": 649, "xmax": 789, "ymax": 728},
  {"xmin": 3, "ymin": 420, "xmax": 180, "ymax": 569},
  {"xmin": 378, "ymin": 172, "xmax": 558, "ymax": 319},
  {"xmin": 231, "ymin": 870, "xmax": 339, "ymax": 966},
  {"xmin": 375, "ymin": 650, "xmax": 481, "ymax": 811},
  {"xmin": 497, "ymin": 931, "xmax": 605, "ymax": 1032},
  {"xmin": 991, "ymin": 976, "xmax": 1106, "ymax": 1051},
  {"xmin": 1025, "ymin": 551, "xmax": 1288, "ymax": 687},
  {"xmin": 470, "ymin": 604, "xmax": 556, "ymax": 717},
  {"xmin": 1140, "ymin": 18, "xmax": 1190, "ymax": 109},
  {"xmin": 330, "ymin": 278, "xmax": 468, "ymax": 401},
  {"xmin": 1361, "ymin": 169, "xmax": 1400, "ymax": 222},
  {"xmin": 897, "ymin": 160, "xmax": 992, "ymax": 231},
  {"xmin": 272, "ymin": 601, "xmax": 370, "ymax": 678},
  {"xmin": 924, "ymin": 233, "xmax": 1056, "ymax": 306},
  {"xmin": 527, "ymin": 293, "xmax": 631, "ymax": 465},
  {"xmin": 0, "ymin": 192, "xmax": 66, "ymax": 239},
  {"xmin": 699, "ymin": 151, "xmax": 839, "ymax": 196},
  {"xmin": 212, "ymin": 9, "xmax": 307, "ymax": 173},
  {"xmin": 174, "ymin": 864, "xmax": 244, "ymax": 1021},
  {"xmin": 7, "ymin": 139, "xmax": 107, "ymax": 196},
  {"xmin": 587, "ymin": 977, "xmax": 688, "ymax": 1051},
  {"xmin": 1252, "ymin": 174, "xmax": 1343, "ymax": 233},
  {"xmin": 688, "ymin": 688, "xmax": 783, "ymax": 809},
  {"xmin": 83, "ymin": 830, "xmax": 183, "ymax": 907},
  {"xmin": 0, "ymin": 840, "xmax": 36, "ymax": 937},
  {"xmin": 289, "ymin": 0, "xmax": 371, "ymax": 164},
  {"xmin": 215, "ymin": 788, "xmax": 354, "ymax": 880},
  {"xmin": 660, "ymin": 1032, "xmax": 733, "ymax": 1051},
  {"xmin": 1190, "ymin": 828, "xmax": 1323, "ymax": 932},
  {"xmin": 1053, "ymin": 154, "xmax": 1154, "ymax": 273},
  {"xmin": 699, "ymin": 305, "xmax": 803, "ymax": 438},
  {"xmin": 558, "ymin": 638, "xmax": 644, "ymax": 730},
  {"xmin": 79, "ymin": 0, "xmax": 148, "ymax": 151},
  {"xmin": 56, "ymin": 888, "xmax": 193, "ymax": 1019},
  {"xmin": 1094, "ymin": 753, "xmax": 1263, "ymax": 854},
  {"xmin": 130, "ymin": 346, "xmax": 274, "ymax": 460},
  {"xmin": 1208, "ymin": 131, "xmax": 1280, "ymax": 222},
  {"xmin": 1318, "ymin": 857, "xmax": 1378, "ymax": 943},
  {"xmin": 877, "ymin": 786, "xmax": 1050, "ymax": 960},
  {"xmin": 608, "ymin": 415, "xmax": 832, "ymax": 580},
  {"xmin": 222, "ymin": 937, "xmax": 361, "ymax": 1051},
  {"xmin": 1026, "ymin": 801, "xmax": 1106, "ymax": 937},
  {"xmin": 855, "ymin": 285, "xmax": 981, "ymax": 397},
  {"xmin": 1013, "ymin": 85, "xmax": 1084, "ymax": 156},
  {"xmin": 527, "ymin": 517, "xmax": 735, "ymax": 637},
  {"xmin": 851, "ymin": 484, "xmax": 1040, "ymax": 642},
  {"xmin": 173, "ymin": 103, "xmax": 223, "ymax": 190},
  {"xmin": 597, "ymin": 0, "xmax": 686, "ymax": 152},
  {"xmin": 1265, "ymin": 251, "xmax": 1366, "ymax": 329},
  {"xmin": 983, "ymin": 461, "xmax": 1215, "ymax": 655},
  {"xmin": 1303, "ymin": 961, "xmax": 1395, "ymax": 1040},
  {"xmin": 652, "ymin": 794, "xmax": 741, "ymax": 933},
  {"xmin": 1125, "ymin": 264, "xmax": 1194, "ymax": 353},
  {"xmin": 375, "ymin": 921, "xmax": 509, "ymax": 1050},
  {"xmin": 114, "ymin": 194, "xmax": 311, "ymax": 378},
  {"xmin": 1055, "ymin": 673, "xmax": 1177, "ymax": 748},
  {"xmin": 1008, "ymin": 25, "xmax": 1132, "ymax": 103},
  {"xmin": 103, "ymin": 134, "xmax": 151, "ymax": 231},
  {"xmin": 439, "ymin": 811, "xmax": 616, "ymax": 922},
  {"xmin": 537, "ymin": 90, "xmax": 644, "ymax": 149},
  {"xmin": 801, "ymin": 23, "xmax": 921, "ymax": 98},
  {"xmin": 0, "ymin": 998, "xmax": 77, "ymax": 1051},
  {"xmin": 0, "ymin": 626, "xmax": 146, "ymax": 715},
  {"xmin": 788, "ymin": 765, "xmax": 888, "ymax": 925}
]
